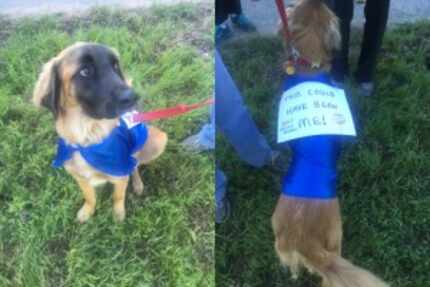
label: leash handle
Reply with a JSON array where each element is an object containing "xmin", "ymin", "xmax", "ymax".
[
  {"xmin": 132, "ymin": 98, "xmax": 214, "ymax": 123},
  {"xmin": 275, "ymin": 0, "xmax": 291, "ymax": 40}
]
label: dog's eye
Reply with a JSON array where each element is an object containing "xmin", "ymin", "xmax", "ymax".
[
  {"xmin": 79, "ymin": 67, "xmax": 92, "ymax": 78},
  {"xmin": 113, "ymin": 62, "xmax": 120, "ymax": 71}
]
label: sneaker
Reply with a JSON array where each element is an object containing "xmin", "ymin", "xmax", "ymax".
[
  {"xmin": 181, "ymin": 133, "xmax": 213, "ymax": 153},
  {"xmin": 230, "ymin": 14, "xmax": 256, "ymax": 32},
  {"xmin": 215, "ymin": 23, "xmax": 232, "ymax": 44}
]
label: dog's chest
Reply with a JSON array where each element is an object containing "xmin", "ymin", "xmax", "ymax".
[
  {"xmin": 64, "ymin": 153, "xmax": 111, "ymax": 186},
  {"xmin": 54, "ymin": 115, "xmax": 148, "ymax": 178}
]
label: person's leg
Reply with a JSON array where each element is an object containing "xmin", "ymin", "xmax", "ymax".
[
  {"xmin": 215, "ymin": 50, "xmax": 272, "ymax": 168},
  {"xmin": 215, "ymin": 0, "xmax": 233, "ymax": 43},
  {"xmin": 215, "ymin": 0, "xmax": 230, "ymax": 25},
  {"xmin": 355, "ymin": 0, "xmax": 390, "ymax": 83},
  {"xmin": 227, "ymin": 0, "xmax": 242, "ymax": 15},
  {"xmin": 229, "ymin": 0, "xmax": 256, "ymax": 32},
  {"xmin": 331, "ymin": 0, "xmax": 354, "ymax": 83}
]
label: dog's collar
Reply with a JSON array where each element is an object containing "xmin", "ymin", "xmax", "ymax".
[
  {"xmin": 283, "ymin": 45, "xmax": 327, "ymax": 75},
  {"xmin": 284, "ymin": 46, "xmax": 312, "ymax": 75},
  {"xmin": 275, "ymin": 0, "xmax": 325, "ymax": 75}
]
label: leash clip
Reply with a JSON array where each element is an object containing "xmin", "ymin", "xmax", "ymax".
[{"xmin": 290, "ymin": 46, "xmax": 300, "ymax": 60}]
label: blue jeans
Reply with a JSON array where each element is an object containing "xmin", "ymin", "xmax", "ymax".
[
  {"xmin": 195, "ymin": 50, "xmax": 272, "ymax": 163},
  {"xmin": 194, "ymin": 104, "xmax": 215, "ymax": 150},
  {"xmin": 215, "ymin": 50, "xmax": 271, "ymax": 167},
  {"xmin": 214, "ymin": 49, "xmax": 272, "ymax": 220}
]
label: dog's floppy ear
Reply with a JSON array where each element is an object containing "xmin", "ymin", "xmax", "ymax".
[{"xmin": 33, "ymin": 58, "xmax": 62, "ymax": 117}]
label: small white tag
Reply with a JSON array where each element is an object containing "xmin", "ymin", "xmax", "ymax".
[
  {"xmin": 277, "ymin": 82, "xmax": 356, "ymax": 143},
  {"xmin": 121, "ymin": 110, "xmax": 139, "ymax": 129}
]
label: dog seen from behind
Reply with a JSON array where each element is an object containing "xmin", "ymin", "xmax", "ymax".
[
  {"xmin": 271, "ymin": 1, "xmax": 389, "ymax": 286},
  {"xmin": 33, "ymin": 42, "xmax": 167, "ymax": 223}
]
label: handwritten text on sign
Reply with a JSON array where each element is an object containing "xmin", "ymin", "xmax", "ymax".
[{"xmin": 277, "ymin": 82, "xmax": 356, "ymax": 143}]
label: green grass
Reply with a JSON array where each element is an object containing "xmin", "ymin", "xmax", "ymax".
[
  {"xmin": 216, "ymin": 22, "xmax": 430, "ymax": 287},
  {"xmin": 0, "ymin": 4, "xmax": 214, "ymax": 287}
]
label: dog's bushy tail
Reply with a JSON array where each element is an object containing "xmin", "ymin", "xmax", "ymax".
[
  {"xmin": 315, "ymin": 255, "xmax": 389, "ymax": 287},
  {"xmin": 272, "ymin": 196, "xmax": 389, "ymax": 287}
]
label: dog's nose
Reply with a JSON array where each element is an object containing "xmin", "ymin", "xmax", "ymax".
[{"xmin": 118, "ymin": 89, "xmax": 137, "ymax": 107}]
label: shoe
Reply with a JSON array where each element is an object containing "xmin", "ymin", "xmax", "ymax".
[
  {"xmin": 181, "ymin": 133, "xmax": 213, "ymax": 153},
  {"xmin": 230, "ymin": 14, "xmax": 256, "ymax": 32},
  {"xmin": 215, "ymin": 23, "xmax": 232, "ymax": 44}
]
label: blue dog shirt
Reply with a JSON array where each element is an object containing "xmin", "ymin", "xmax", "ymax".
[
  {"xmin": 280, "ymin": 73, "xmax": 351, "ymax": 199},
  {"xmin": 52, "ymin": 112, "xmax": 148, "ymax": 177}
]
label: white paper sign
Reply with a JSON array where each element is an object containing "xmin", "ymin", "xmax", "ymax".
[{"xmin": 277, "ymin": 82, "xmax": 356, "ymax": 143}]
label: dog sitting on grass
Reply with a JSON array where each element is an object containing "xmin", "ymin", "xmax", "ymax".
[
  {"xmin": 271, "ymin": 1, "xmax": 389, "ymax": 286},
  {"xmin": 33, "ymin": 42, "xmax": 167, "ymax": 223}
]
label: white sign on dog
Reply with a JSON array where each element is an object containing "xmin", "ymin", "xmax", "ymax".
[{"xmin": 277, "ymin": 82, "xmax": 356, "ymax": 143}]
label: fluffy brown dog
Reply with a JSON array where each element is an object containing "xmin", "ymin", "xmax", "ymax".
[
  {"xmin": 33, "ymin": 42, "xmax": 167, "ymax": 223},
  {"xmin": 271, "ymin": 1, "xmax": 388, "ymax": 286}
]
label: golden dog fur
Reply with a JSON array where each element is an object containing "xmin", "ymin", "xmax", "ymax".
[
  {"xmin": 272, "ymin": 1, "xmax": 388, "ymax": 286},
  {"xmin": 33, "ymin": 43, "xmax": 167, "ymax": 223}
]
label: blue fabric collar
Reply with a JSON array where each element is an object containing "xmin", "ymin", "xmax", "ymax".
[
  {"xmin": 280, "ymin": 72, "xmax": 339, "ymax": 199},
  {"xmin": 52, "ymin": 119, "xmax": 148, "ymax": 177}
]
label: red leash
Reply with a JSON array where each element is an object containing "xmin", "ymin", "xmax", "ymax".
[
  {"xmin": 132, "ymin": 98, "xmax": 213, "ymax": 123},
  {"xmin": 275, "ymin": 0, "xmax": 291, "ymax": 41}
]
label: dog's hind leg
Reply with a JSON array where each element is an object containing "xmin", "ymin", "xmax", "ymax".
[
  {"xmin": 132, "ymin": 169, "xmax": 144, "ymax": 195},
  {"xmin": 112, "ymin": 177, "xmax": 129, "ymax": 222},
  {"xmin": 321, "ymin": 202, "xmax": 343, "ymax": 287},
  {"xmin": 272, "ymin": 196, "xmax": 302, "ymax": 279},
  {"xmin": 276, "ymin": 239, "xmax": 302, "ymax": 280},
  {"xmin": 136, "ymin": 126, "xmax": 168, "ymax": 164},
  {"xmin": 73, "ymin": 176, "xmax": 97, "ymax": 223}
]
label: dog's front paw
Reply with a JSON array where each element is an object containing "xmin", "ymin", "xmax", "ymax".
[
  {"xmin": 76, "ymin": 204, "xmax": 95, "ymax": 223},
  {"xmin": 113, "ymin": 205, "xmax": 126, "ymax": 222}
]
